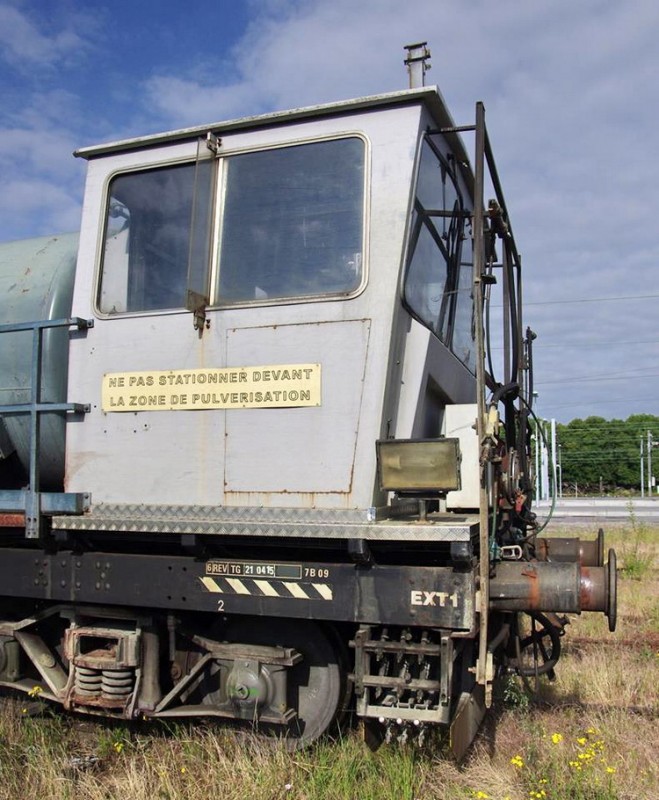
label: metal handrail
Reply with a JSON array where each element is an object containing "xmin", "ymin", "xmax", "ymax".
[{"xmin": 0, "ymin": 316, "xmax": 93, "ymax": 538}]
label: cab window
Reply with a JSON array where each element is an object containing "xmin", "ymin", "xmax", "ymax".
[
  {"xmin": 217, "ymin": 138, "xmax": 364, "ymax": 302},
  {"xmin": 98, "ymin": 137, "xmax": 365, "ymax": 314},
  {"xmin": 404, "ymin": 137, "xmax": 475, "ymax": 370},
  {"xmin": 100, "ymin": 163, "xmax": 194, "ymax": 314}
]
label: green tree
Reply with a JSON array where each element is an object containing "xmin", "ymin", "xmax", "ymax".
[{"xmin": 556, "ymin": 414, "xmax": 659, "ymax": 493}]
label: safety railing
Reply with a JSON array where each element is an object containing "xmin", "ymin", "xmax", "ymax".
[{"xmin": 0, "ymin": 317, "xmax": 93, "ymax": 538}]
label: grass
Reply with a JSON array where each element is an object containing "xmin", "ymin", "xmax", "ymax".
[
  {"xmin": 618, "ymin": 507, "xmax": 655, "ymax": 580},
  {"xmin": 0, "ymin": 522, "xmax": 657, "ymax": 800}
]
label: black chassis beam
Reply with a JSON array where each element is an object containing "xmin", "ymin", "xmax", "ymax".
[{"xmin": 0, "ymin": 548, "xmax": 475, "ymax": 630}]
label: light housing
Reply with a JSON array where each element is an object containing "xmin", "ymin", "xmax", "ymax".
[{"xmin": 376, "ymin": 438, "xmax": 461, "ymax": 494}]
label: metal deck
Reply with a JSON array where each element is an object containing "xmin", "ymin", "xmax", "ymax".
[{"xmin": 52, "ymin": 503, "xmax": 479, "ymax": 541}]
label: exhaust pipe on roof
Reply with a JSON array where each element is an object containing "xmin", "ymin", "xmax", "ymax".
[{"xmin": 404, "ymin": 42, "xmax": 431, "ymax": 88}]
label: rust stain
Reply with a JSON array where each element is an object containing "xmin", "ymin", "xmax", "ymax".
[
  {"xmin": 520, "ymin": 564, "xmax": 540, "ymax": 609},
  {"xmin": 580, "ymin": 567, "xmax": 594, "ymax": 609},
  {"xmin": 580, "ymin": 566, "xmax": 606, "ymax": 612},
  {"xmin": 0, "ymin": 513, "xmax": 25, "ymax": 527},
  {"xmin": 69, "ymin": 692, "xmax": 130, "ymax": 711}
]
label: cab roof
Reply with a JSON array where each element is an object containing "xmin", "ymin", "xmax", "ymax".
[{"xmin": 74, "ymin": 86, "xmax": 470, "ymax": 167}]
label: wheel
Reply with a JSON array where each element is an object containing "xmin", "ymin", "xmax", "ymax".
[
  {"xmin": 513, "ymin": 611, "xmax": 561, "ymax": 677},
  {"xmin": 221, "ymin": 616, "xmax": 344, "ymax": 749}
]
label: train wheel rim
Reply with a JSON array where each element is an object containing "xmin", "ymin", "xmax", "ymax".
[{"xmin": 222, "ymin": 616, "xmax": 343, "ymax": 749}]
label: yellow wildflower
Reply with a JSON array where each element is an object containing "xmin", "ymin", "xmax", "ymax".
[
  {"xmin": 510, "ymin": 755, "xmax": 525, "ymax": 768},
  {"xmin": 551, "ymin": 732, "xmax": 563, "ymax": 744},
  {"xmin": 606, "ymin": 766, "xmax": 616, "ymax": 774},
  {"xmin": 27, "ymin": 686, "xmax": 42, "ymax": 698},
  {"xmin": 181, "ymin": 767, "xmax": 187, "ymax": 775},
  {"xmin": 577, "ymin": 736, "xmax": 587, "ymax": 746}
]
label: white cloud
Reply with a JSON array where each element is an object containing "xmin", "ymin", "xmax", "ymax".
[
  {"xmin": 0, "ymin": 124, "xmax": 78, "ymax": 179},
  {"xmin": 0, "ymin": 4, "xmax": 102, "ymax": 239},
  {"xmin": 0, "ymin": 177, "xmax": 82, "ymax": 239},
  {"xmin": 0, "ymin": 2, "xmax": 90, "ymax": 69}
]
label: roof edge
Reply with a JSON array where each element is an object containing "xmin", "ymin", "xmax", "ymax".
[{"xmin": 74, "ymin": 86, "xmax": 458, "ymax": 160}]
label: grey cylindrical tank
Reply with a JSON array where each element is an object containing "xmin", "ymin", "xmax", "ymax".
[{"xmin": 0, "ymin": 233, "xmax": 78, "ymax": 489}]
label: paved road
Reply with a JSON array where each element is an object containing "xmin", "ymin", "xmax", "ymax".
[{"xmin": 534, "ymin": 496, "xmax": 659, "ymax": 523}]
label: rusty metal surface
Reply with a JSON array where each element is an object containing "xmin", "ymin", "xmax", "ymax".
[
  {"xmin": 489, "ymin": 558, "xmax": 616, "ymax": 622},
  {"xmin": 489, "ymin": 561, "xmax": 581, "ymax": 613},
  {"xmin": 579, "ymin": 566, "xmax": 607, "ymax": 612},
  {"xmin": 536, "ymin": 529, "xmax": 604, "ymax": 566},
  {"xmin": 0, "ymin": 513, "xmax": 24, "ymax": 527}
]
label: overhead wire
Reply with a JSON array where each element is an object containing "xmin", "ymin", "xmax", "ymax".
[
  {"xmin": 523, "ymin": 293, "xmax": 659, "ymax": 306},
  {"xmin": 536, "ymin": 372, "xmax": 659, "ymax": 385},
  {"xmin": 490, "ymin": 339, "xmax": 659, "ymax": 349},
  {"xmin": 547, "ymin": 397, "xmax": 656, "ymax": 410}
]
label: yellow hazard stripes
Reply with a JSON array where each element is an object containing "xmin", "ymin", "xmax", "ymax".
[
  {"xmin": 200, "ymin": 575, "xmax": 333, "ymax": 601},
  {"xmin": 313, "ymin": 583, "xmax": 333, "ymax": 600},
  {"xmin": 254, "ymin": 579, "xmax": 279, "ymax": 597},
  {"xmin": 227, "ymin": 578, "xmax": 251, "ymax": 595}
]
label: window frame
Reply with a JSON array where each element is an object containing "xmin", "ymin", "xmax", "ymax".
[
  {"xmin": 94, "ymin": 133, "xmax": 370, "ymax": 319},
  {"xmin": 402, "ymin": 134, "xmax": 476, "ymax": 372}
]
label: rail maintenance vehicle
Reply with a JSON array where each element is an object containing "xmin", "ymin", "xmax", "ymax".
[{"xmin": 0, "ymin": 44, "xmax": 616, "ymax": 757}]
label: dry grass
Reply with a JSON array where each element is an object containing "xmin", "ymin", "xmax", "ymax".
[{"xmin": 0, "ymin": 521, "xmax": 656, "ymax": 800}]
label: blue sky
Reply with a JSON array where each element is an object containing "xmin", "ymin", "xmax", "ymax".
[{"xmin": 1, "ymin": 0, "xmax": 657, "ymax": 425}]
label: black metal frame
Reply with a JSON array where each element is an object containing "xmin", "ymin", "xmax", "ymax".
[
  {"xmin": 0, "ymin": 546, "xmax": 475, "ymax": 630},
  {"xmin": 440, "ymin": 102, "xmax": 526, "ymax": 697}
]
